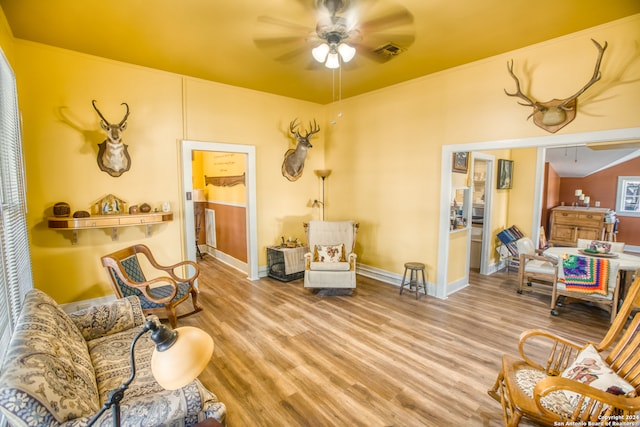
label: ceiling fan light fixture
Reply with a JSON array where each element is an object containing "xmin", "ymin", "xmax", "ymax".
[
  {"xmin": 312, "ymin": 43, "xmax": 330, "ymax": 62},
  {"xmin": 337, "ymin": 43, "xmax": 355, "ymax": 62},
  {"xmin": 325, "ymin": 52, "xmax": 340, "ymax": 69}
]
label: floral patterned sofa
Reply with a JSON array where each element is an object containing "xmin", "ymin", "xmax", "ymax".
[{"xmin": 0, "ymin": 289, "xmax": 226, "ymax": 426}]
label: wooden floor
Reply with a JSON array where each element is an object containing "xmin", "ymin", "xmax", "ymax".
[{"xmin": 178, "ymin": 258, "xmax": 614, "ymax": 427}]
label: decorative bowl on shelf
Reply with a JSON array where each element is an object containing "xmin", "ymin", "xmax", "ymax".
[{"xmin": 53, "ymin": 202, "xmax": 71, "ymax": 217}]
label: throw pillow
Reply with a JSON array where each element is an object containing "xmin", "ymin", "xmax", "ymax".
[
  {"xmin": 560, "ymin": 344, "xmax": 635, "ymax": 407},
  {"xmin": 314, "ymin": 244, "xmax": 345, "ymax": 263}
]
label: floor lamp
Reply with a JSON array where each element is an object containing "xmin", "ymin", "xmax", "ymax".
[
  {"xmin": 314, "ymin": 169, "xmax": 331, "ymax": 221},
  {"xmin": 87, "ymin": 317, "xmax": 213, "ymax": 426}
]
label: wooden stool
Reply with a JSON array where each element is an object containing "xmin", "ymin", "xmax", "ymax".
[{"xmin": 400, "ymin": 262, "xmax": 427, "ymax": 300}]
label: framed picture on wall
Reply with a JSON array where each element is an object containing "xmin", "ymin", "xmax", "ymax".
[
  {"xmin": 497, "ymin": 159, "xmax": 513, "ymax": 189},
  {"xmin": 452, "ymin": 152, "xmax": 469, "ymax": 173}
]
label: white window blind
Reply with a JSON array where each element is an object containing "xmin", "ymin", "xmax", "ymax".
[{"xmin": 0, "ymin": 47, "xmax": 33, "ymax": 367}]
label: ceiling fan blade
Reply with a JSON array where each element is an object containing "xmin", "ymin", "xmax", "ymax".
[
  {"xmin": 254, "ymin": 36, "xmax": 308, "ymax": 49},
  {"xmin": 355, "ymin": 32, "xmax": 416, "ymax": 49},
  {"xmin": 359, "ymin": 9, "xmax": 414, "ymax": 33},
  {"xmin": 256, "ymin": 15, "xmax": 313, "ymax": 33},
  {"xmin": 275, "ymin": 45, "xmax": 312, "ymax": 62}
]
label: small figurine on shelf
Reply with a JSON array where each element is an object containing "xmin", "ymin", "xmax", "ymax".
[{"xmin": 93, "ymin": 194, "xmax": 127, "ymax": 215}]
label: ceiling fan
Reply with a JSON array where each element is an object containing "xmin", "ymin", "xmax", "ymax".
[{"xmin": 253, "ymin": 0, "xmax": 415, "ymax": 69}]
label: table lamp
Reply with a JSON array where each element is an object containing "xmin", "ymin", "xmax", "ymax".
[{"xmin": 87, "ymin": 317, "xmax": 214, "ymax": 426}]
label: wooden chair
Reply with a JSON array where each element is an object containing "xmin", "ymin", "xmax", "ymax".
[
  {"xmin": 516, "ymin": 237, "xmax": 558, "ymax": 295},
  {"xmin": 101, "ymin": 244, "xmax": 202, "ymax": 327},
  {"xmin": 550, "ymin": 259, "xmax": 621, "ymax": 323},
  {"xmin": 488, "ymin": 275, "xmax": 640, "ymax": 426}
]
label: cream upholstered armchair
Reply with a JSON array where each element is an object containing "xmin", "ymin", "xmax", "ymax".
[{"xmin": 303, "ymin": 220, "xmax": 359, "ymax": 289}]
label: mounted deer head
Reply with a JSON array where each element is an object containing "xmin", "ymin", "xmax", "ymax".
[
  {"xmin": 92, "ymin": 100, "xmax": 131, "ymax": 177},
  {"xmin": 282, "ymin": 118, "xmax": 320, "ymax": 181},
  {"xmin": 505, "ymin": 39, "xmax": 607, "ymax": 133}
]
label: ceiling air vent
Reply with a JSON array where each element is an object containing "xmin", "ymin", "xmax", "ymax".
[{"xmin": 372, "ymin": 43, "xmax": 405, "ymax": 60}]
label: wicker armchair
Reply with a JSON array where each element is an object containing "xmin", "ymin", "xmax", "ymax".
[
  {"xmin": 488, "ymin": 274, "xmax": 640, "ymax": 426},
  {"xmin": 101, "ymin": 244, "xmax": 202, "ymax": 327}
]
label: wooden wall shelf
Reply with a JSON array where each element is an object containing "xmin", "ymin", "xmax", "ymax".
[{"xmin": 48, "ymin": 212, "xmax": 173, "ymax": 244}]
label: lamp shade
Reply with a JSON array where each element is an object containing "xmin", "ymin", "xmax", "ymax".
[
  {"xmin": 325, "ymin": 52, "xmax": 340, "ymax": 69},
  {"xmin": 312, "ymin": 43, "xmax": 330, "ymax": 62},
  {"xmin": 337, "ymin": 43, "xmax": 355, "ymax": 62},
  {"xmin": 150, "ymin": 326, "xmax": 214, "ymax": 390},
  {"xmin": 314, "ymin": 169, "xmax": 332, "ymax": 179}
]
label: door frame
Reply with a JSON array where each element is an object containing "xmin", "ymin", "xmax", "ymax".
[
  {"xmin": 180, "ymin": 140, "xmax": 259, "ymax": 280},
  {"xmin": 437, "ymin": 126, "xmax": 640, "ymax": 298},
  {"xmin": 471, "ymin": 153, "xmax": 495, "ymax": 275}
]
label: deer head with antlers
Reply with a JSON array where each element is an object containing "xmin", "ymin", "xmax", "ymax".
[
  {"xmin": 92, "ymin": 100, "xmax": 131, "ymax": 177},
  {"xmin": 505, "ymin": 39, "xmax": 607, "ymax": 133},
  {"xmin": 282, "ymin": 118, "xmax": 320, "ymax": 181}
]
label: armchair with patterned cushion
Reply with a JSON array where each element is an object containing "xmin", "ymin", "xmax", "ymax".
[{"xmin": 303, "ymin": 220, "xmax": 359, "ymax": 289}]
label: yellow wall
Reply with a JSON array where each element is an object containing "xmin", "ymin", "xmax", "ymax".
[
  {"xmin": 0, "ymin": 3, "xmax": 13, "ymax": 65},
  {"xmin": 507, "ymin": 148, "xmax": 539, "ymax": 237},
  {"xmin": 2, "ymin": 5, "xmax": 639, "ymax": 303},
  {"xmin": 11, "ymin": 39, "xmax": 326, "ymax": 303},
  {"xmin": 201, "ymin": 152, "xmax": 246, "ymax": 205}
]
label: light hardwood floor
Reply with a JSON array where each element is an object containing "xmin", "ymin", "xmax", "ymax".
[{"xmin": 178, "ymin": 258, "xmax": 613, "ymax": 426}]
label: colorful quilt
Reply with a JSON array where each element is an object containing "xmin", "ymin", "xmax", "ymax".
[{"xmin": 561, "ymin": 255, "xmax": 609, "ymax": 295}]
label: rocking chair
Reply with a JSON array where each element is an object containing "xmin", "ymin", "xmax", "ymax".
[
  {"xmin": 488, "ymin": 274, "xmax": 640, "ymax": 426},
  {"xmin": 101, "ymin": 244, "xmax": 202, "ymax": 327}
]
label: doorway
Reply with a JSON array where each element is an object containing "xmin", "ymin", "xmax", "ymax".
[
  {"xmin": 437, "ymin": 127, "xmax": 640, "ymax": 299},
  {"xmin": 181, "ymin": 140, "xmax": 259, "ymax": 280},
  {"xmin": 469, "ymin": 154, "xmax": 494, "ymax": 275}
]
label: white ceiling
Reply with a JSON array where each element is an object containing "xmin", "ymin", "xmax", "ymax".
[{"xmin": 545, "ymin": 145, "xmax": 640, "ymax": 177}]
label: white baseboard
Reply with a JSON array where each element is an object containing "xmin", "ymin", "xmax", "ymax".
[
  {"xmin": 204, "ymin": 247, "xmax": 249, "ymax": 276},
  {"xmin": 356, "ymin": 263, "xmax": 441, "ymax": 298}
]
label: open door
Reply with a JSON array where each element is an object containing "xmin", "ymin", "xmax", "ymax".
[{"xmin": 181, "ymin": 140, "xmax": 259, "ymax": 280}]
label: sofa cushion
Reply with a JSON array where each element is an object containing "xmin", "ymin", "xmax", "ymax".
[
  {"xmin": 88, "ymin": 326, "xmax": 225, "ymax": 425},
  {"xmin": 0, "ymin": 289, "xmax": 99, "ymax": 426},
  {"xmin": 68, "ymin": 295, "xmax": 145, "ymax": 341},
  {"xmin": 309, "ymin": 261, "xmax": 350, "ymax": 271}
]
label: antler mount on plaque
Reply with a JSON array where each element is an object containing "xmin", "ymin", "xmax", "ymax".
[
  {"xmin": 505, "ymin": 39, "xmax": 607, "ymax": 133},
  {"xmin": 92, "ymin": 100, "xmax": 131, "ymax": 177},
  {"xmin": 282, "ymin": 118, "xmax": 320, "ymax": 181}
]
